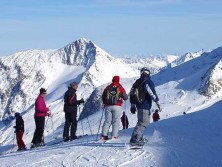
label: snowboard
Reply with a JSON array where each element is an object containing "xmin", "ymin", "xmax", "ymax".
[
  {"xmin": 129, "ymin": 138, "xmax": 148, "ymax": 150},
  {"xmin": 129, "ymin": 145, "xmax": 143, "ymax": 150}
]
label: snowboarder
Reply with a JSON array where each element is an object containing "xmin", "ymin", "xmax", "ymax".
[
  {"xmin": 130, "ymin": 67, "xmax": 161, "ymax": 146},
  {"xmin": 152, "ymin": 109, "xmax": 160, "ymax": 122},
  {"xmin": 101, "ymin": 76, "xmax": 128, "ymax": 140},
  {"xmin": 63, "ymin": 82, "xmax": 84, "ymax": 142},
  {"xmin": 31, "ymin": 88, "xmax": 50, "ymax": 148},
  {"xmin": 121, "ymin": 112, "xmax": 129, "ymax": 129},
  {"xmin": 13, "ymin": 112, "xmax": 26, "ymax": 151}
]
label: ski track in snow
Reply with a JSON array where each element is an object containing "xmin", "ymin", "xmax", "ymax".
[
  {"xmin": 0, "ymin": 137, "xmax": 156, "ymax": 167},
  {"xmin": 163, "ymin": 93, "xmax": 187, "ymax": 106}
]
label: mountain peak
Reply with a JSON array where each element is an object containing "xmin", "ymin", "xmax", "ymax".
[{"xmin": 56, "ymin": 38, "xmax": 97, "ymax": 66}]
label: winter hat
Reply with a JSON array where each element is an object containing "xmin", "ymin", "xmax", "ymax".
[
  {"xmin": 140, "ymin": 67, "xmax": 150, "ymax": 75},
  {"xmin": 40, "ymin": 88, "xmax": 47, "ymax": 94},
  {"xmin": 14, "ymin": 112, "xmax": 20, "ymax": 117},
  {"xmin": 112, "ymin": 76, "xmax": 120, "ymax": 83}
]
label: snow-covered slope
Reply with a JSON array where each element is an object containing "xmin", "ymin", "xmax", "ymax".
[{"xmin": 0, "ymin": 95, "xmax": 221, "ymax": 167}]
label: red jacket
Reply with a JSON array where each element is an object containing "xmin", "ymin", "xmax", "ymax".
[
  {"xmin": 102, "ymin": 81, "xmax": 128, "ymax": 107},
  {"xmin": 35, "ymin": 95, "xmax": 49, "ymax": 117},
  {"xmin": 152, "ymin": 112, "xmax": 160, "ymax": 122}
]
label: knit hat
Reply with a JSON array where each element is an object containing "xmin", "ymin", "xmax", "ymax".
[
  {"xmin": 112, "ymin": 76, "xmax": 120, "ymax": 83},
  {"xmin": 14, "ymin": 112, "xmax": 20, "ymax": 117},
  {"xmin": 40, "ymin": 88, "xmax": 47, "ymax": 94}
]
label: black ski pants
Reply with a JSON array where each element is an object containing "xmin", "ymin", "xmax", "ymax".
[
  {"xmin": 63, "ymin": 111, "xmax": 77, "ymax": 139},
  {"xmin": 32, "ymin": 116, "xmax": 45, "ymax": 144}
]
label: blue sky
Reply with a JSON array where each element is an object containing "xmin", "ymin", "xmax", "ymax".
[{"xmin": 0, "ymin": 0, "xmax": 222, "ymax": 57}]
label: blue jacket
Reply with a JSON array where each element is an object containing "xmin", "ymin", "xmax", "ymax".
[{"xmin": 136, "ymin": 74, "xmax": 159, "ymax": 110}]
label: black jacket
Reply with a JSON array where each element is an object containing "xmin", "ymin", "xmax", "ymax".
[
  {"xmin": 64, "ymin": 87, "xmax": 82, "ymax": 113},
  {"xmin": 14, "ymin": 116, "xmax": 24, "ymax": 132}
]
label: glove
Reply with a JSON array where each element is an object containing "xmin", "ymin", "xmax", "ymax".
[
  {"xmin": 48, "ymin": 112, "xmax": 51, "ymax": 116},
  {"xmin": 130, "ymin": 105, "xmax": 136, "ymax": 114},
  {"xmin": 79, "ymin": 98, "xmax": 85, "ymax": 104}
]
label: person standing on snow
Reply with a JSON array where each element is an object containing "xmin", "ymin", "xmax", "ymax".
[
  {"xmin": 152, "ymin": 109, "xmax": 160, "ymax": 122},
  {"xmin": 121, "ymin": 112, "xmax": 129, "ymax": 129},
  {"xmin": 63, "ymin": 82, "xmax": 84, "ymax": 142},
  {"xmin": 13, "ymin": 112, "xmax": 26, "ymax": 151},
  {"xmin": 101, "ymin": 76, "xmax": 128, "ymax": 140},
  {"xmin": 31, "ymin": 88, "xmax": 50, "ymax": 148},
  {"xmin": 130, "ymin": 67, "xmax": 161, "ymax": 146}
]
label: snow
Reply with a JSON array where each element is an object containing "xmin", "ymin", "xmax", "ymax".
[
  {"xmin": 0, "ymin": 98, "xmax": 222, "ymax": 167},
  {"xmin": 0, "ymin": 39, "xmax": 222, "ymax": 166}
]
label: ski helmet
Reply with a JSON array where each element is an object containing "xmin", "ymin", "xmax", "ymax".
[
  {"xmin": 140, "ymin": 67, "xmax": 150, "ymax": 75},
  {"xmin": 14, "ymin": 112, "xmax": 20, "ymax": 117}
]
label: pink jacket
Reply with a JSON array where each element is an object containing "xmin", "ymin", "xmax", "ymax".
[{"xmin": 35, "ymin": 95, "xmax": 49, "ymax": 117}]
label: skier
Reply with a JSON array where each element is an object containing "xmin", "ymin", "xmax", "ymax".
[
  {"xmin": 130, "ymin": 67, "xmax": 161, "ymax": 146},
  {"xmin": 63, "ymin": 82, "xmax": 84, "ymax": 142},
  {"xmin": 13, "ymin": 112, "xmax": 26, "ymax": 151},
  {"xmin": 101, "ymin": 76, "xmax": 128, "ymax": 140},
  {"xmin": 121, "ymin": 112, "xmax": 129, "ymax": 129},
  {"xmin": 31, "ymin": 88, "xmax": 50, "ymax": 148},
  {"xmin": 152, "ymin": 109, "xmax": 160, "ymax": 122}
]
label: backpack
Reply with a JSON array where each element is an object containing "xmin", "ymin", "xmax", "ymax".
[
  {"xmin": 105, "ymin": 85, "xmax": 121, "ymax": 105},
  {"xmin": 130, "ymin": 79, "xmax": 147, "ymax": 104}
]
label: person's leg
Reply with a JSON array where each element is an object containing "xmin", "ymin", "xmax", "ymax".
[
  {"xmin": 111, "ymin": 106, "xmax": 122, "ymax": 138},
  {"xmin": 31, "ymin": 116, "xmax": 39, "ymax": 144},
  {"xmin": 101, "ymin": 106, "xmax": 112, "ymax": 138},
  {"xmin": 16, "ymin": 132, "xmax": 26, "ymax": 149},
  {"xmin": 70, "ymin": 111, "xmax": 77, "ymax": 140},
  {"xmin": 36, "ymin": 117, "xmax": 45, "ymax": 144},
  {"xmin": 16, "ymin": 132, "xmax": 20, "ymax": 149},
  {"xmin": 130, "ymin": 109, "xmax": 150, "ymax": 143},
  {"xmin": 63, "ymin": 112, "xmax": 71, "ymax": 139}
]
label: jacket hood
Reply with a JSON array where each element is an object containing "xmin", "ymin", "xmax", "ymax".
[{"xmin": 112, "ymin": 76, "xmax": 120, "ymax": 83}]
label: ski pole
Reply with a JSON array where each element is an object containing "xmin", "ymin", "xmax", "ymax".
[
  {"xmin": 79, "ymin": 105, "xmax": 84, "ymax": 136},
  {"xmin": 10, "ymin": 133, "xmax": 16, "ymax": 153},
  {"xmin": 96, "ymin": 107, "xmax": 105, "ymax": 140},
  {"xmin": 85, "ymin": 104, "xmax": 93, "ymax": 136},
  {"xmin": 42, "ymin": 116, "xmax": 49, "ymax": 144},
  {"xmin": 50, "ymin": 115, "xmax": 55, "ymax": 138}
]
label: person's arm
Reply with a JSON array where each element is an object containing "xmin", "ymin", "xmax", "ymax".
[
  {"xmin": 145, "ymin": 80, "xmax": 159, "ymax": 103},
  {"xmin": 120, "ymin": 86, "xmax": 128, "ymax": 100},
  {"xmin": 102, "ymin": 86, "xmax": 109, "ymax": 104}
]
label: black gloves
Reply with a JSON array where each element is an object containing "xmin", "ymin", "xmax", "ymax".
[
  {"xmin": 79, "ymin": 98, "xmax": 85, "ymax": 104},
  {"xmin": 130, "ymin": 105, "xmax": 136, "ymax": 114}
]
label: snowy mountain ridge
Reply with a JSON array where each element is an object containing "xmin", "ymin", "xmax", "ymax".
[
  {"xmin": 0, "ymin": 38, "xmax": 222, "ymax": 121},
  {"xmin": 0, "ymin": 38, "xmax": 175, "ymax": 121}
]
